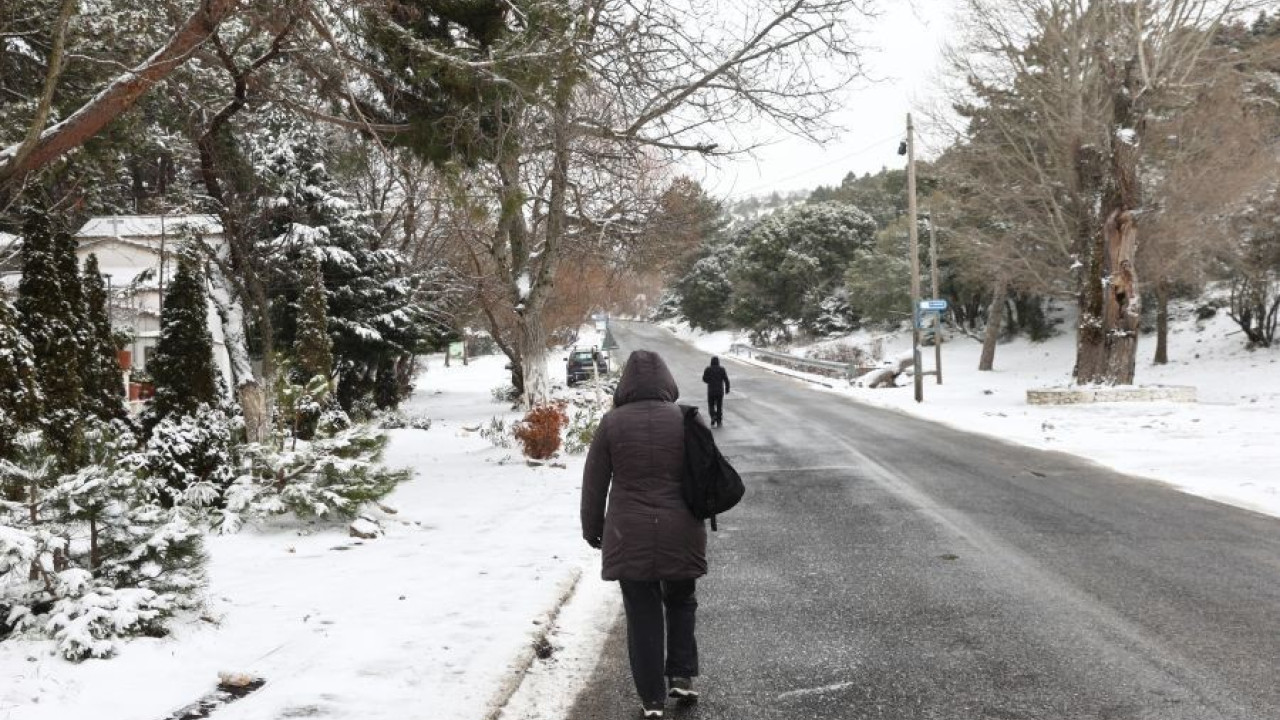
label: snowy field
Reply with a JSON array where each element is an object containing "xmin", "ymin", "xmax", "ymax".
[
  {"xmin": 0, "ymin": 353, "xmax": 616, "ymax": 720},
  {"xmin": 670, "ymin": 307, "xmax": 1280, "ymax": 520}
]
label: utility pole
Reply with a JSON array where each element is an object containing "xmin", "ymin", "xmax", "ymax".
[
  {"xmin": 906, "ymin": 114, "xmax": 923, "ymax": 403},
  {"xmin": 929, "ymin": 209, "xmax": 942, "ymax": 385}
]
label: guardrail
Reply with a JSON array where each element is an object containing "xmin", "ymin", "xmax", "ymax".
[{"xmin": 729, "ymin": 343, "xmax": 878, "ymax": 380}]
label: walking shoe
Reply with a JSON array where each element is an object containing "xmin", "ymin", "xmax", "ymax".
[
  {"xmin": 668, "ymin": 677, "xmax": 699, "ymax": 702},
  {"xmin": 640, "ymin": 700, "xmax": 665, "ymax": 718}
]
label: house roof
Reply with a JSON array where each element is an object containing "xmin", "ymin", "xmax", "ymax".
[{"xmin": 77, "ymin": 215, "xmax": 222, "ymax": 239}]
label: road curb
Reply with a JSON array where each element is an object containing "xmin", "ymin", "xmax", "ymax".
[{"xmin": 483, "ymin": 567, "xmax": 584, "ymax": 720}]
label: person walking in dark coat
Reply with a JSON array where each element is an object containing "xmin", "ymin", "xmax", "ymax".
[
  {"xmin": 701, "ymin": 357, "xmax": 730, "ymax": 427},
  {"xmin": 582, "ymin": 350, "xmax": 707, "ymax": 719}
]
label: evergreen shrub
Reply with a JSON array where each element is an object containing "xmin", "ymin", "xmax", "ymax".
[
  {"xmin": 479, "ymin": 416, "xmax": 512, "ymax": 449},
  {"xmin": 564, "ymin": 404, "xmax": 602, "ymax": 455},
  {"xmin": 221, "ymin": 426, "xmax": 409, "ymax": 530}
]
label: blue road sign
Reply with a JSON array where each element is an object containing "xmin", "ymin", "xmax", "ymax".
[{"xmin": 919, "ymin": 299, "xmax": 949, "ymax": 311}]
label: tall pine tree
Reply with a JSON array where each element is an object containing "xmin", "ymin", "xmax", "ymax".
[
  {"xmin": 0, "ymin": 294, "xmax": 41, "ymax": 463},
  {"xmin": 148, "ymin": 256, "xmax": 220, "ymax": 421},
  {"xmin": 256, "ymin": 115, "xmax": 425, "ymax": 413},
  {"xmin": 81, "ymin": 254, "xmax": 126, "ymax": 421},
  {"xmin": 294, "ymin": 254, "xmax": 333, "ymax": 382},
  {"xmin": 16, "ymin": 207, "xmax": 85, "ymax": 470}
]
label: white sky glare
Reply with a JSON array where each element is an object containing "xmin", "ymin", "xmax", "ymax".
[{"xmin": 693, "ymin": 0, "xmax": 961, "ymax": 199}]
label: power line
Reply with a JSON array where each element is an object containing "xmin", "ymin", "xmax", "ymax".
[{"xmin": 724, "ymin": 131, "xmax": 904, "ymax": 199}]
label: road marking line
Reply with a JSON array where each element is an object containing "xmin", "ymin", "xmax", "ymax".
[{"xmin": 777, "ymin": 681, "xmax": 857, "ymax": 700}]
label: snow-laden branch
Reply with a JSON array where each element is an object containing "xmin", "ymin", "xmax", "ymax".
[{"xmin": 0, "ymin": 0, "xmax": 242, "ymax": 188}]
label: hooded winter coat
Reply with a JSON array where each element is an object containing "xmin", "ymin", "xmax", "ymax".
[
  {"xmin": 702, "ymin": 357, "xmax": 730, "ymax": 397},
  {"xmin": 581, "ymin": 350, "xmax": 708, "ymax": 581}
]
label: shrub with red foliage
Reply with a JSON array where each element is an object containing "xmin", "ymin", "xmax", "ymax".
[{"xmin": 514, "ymin": 402, "xmax": 569, "ymax": 460}]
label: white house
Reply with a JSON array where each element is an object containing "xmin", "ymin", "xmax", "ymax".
[
  {"xmin": 0, "ymin": 231, "xmax": 20, "ymax": 281},
  {"xmin": 1, "ymin": 216, "xmax": 235, "ymax": 399},
  {"xmin": 74, "ymin": 215, "xmax": 234, "ymax": 393}
]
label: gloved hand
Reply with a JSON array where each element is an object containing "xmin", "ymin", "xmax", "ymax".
[{"xmin": 585, "ymin": 535, "xmax": 602, "ymax": 549}]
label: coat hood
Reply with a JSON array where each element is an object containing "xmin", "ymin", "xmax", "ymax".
[
  {"xmin": 710, "ymin": 357, "xmax": 720, "ymax": 366},
  {"xmin": 614, "ymin": 350, "xmax": 680, "ymax": 406}
]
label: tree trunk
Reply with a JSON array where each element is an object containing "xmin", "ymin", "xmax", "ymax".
[
  {"xmin": 515, "ymin": 59, "xmax": 574, "ymax": 409},
  {"xmin": 1154, "ymin": 279, "xmax": 1169, "ymax": 365},
  {"xmin": 516, "ymin": 314, "xmax": 550, "ymax": 406},
  {"xmin": 1079, "ymin": 55, "xmax": 1144, "ymax": 385},
  {"xmin": 209, "ymin": 271, "xmax": 270, "ymax": 443},
  {"xmin": 251, "ymin": 279, "xmax": 277, "ymax": 422},
  {"xmin": 89, "ymin": 514, "xmax": 99, "ymax": 573},
  {"xmin": 1074, "ymin": 147, "xmax": 1108, "ymax": 384},
  {"xmin": 239, "ymin": 382, "xmax": 269, "ymax": 442},
  {"xmin": 1100, "ymin": 210, "xmax": 1141, "ymax": 384},
  {"xmin": 1100, "ymin": 122, "xmax": 1143, "ymax": 381},
  {"xmin": 978, "ymin": 276, "xmax": 1008, "ymax": 371}
]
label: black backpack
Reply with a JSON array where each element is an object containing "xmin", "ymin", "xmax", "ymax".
[{"xmin": 678, "ymin": 405, "xmax": 745, "ymax": 531}]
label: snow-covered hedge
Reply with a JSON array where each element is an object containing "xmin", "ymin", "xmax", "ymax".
[
  {"xmin": 220, "ymin": 426, "xmax": 410, "ymax": 531},
  {"xmin": 1, "ymin": 423, "xmax": 206, "ymax": 660},
  {"xmin": 1, "ymin": 410, "xmax": 409, "ymax": 660}
]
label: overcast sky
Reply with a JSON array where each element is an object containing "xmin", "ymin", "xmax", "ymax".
[{"xmin": 690, "ymin": 0, "xmax": 962, "ymax": 200}]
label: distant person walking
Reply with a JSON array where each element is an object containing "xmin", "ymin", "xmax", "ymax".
[
  {"xmin": 701, "ymin": 357, "xmax": 730, "ymax": 427},
  {"xmin": 582, "ymin": 350, "xmax": 707, "ymax": 719}
]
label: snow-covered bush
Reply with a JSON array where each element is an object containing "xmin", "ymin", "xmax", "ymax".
[
  {"xmin": 809, "ymin": 292, "xmax": 860, "ymax": 336},
  {"xmin": 465, "ymin": 332, "xmax": 499, "ymax": 357},
  {"xmin": 41, "ymin": 581, "xmax": 176, "ymax": 661},
  {"xmin": 491, "ymin": 383, "xmax": 519, "ymax": 405},
  {"xmin": 564, "ymin": 403, "xmax": 603, "ymax": 455},
  {"xmin": 479, "ymin": 416, "xmax": 512, "ymax": 449},
  {"xmin": 649, "ymin": 288, "xmax": 684, "ymax": 323},
  {"xmin": 378, "ymin": 410, "xmax": 432, "ymax": 431},
  {"xmin": 276, "ymin": 362, "xmax": 335, "ymax": 442},
  {"xmin": 317, "ymin": 405, "xmax": 353, "ymax": 436},
  {"xmin": 674, "ymin": 253, "xmax": 733, "ymax": 330},
  {"xmin": 220, "ymin": 426, "xmax": 409, "ymax": 530},
  {"xmin": 730, "ymin": 203, "xmax": 877, "ymax": 338},
  {"xmin": 845, "ymin": 246, "xmax": 911, "ymax": 325},
  {"xmin": 806, "ymin": 342, "xmax": 869, "ymax": 366},
  {"xmin": 2, "ymin": 424, "xmax": 206, "ymax": 660},
  {"xmin": 142, "ymin": 405, "xmax": 236, "ymax": 509}
]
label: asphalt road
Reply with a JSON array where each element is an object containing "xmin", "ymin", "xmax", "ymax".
[{"xmin": 565, "ymin": 321, "xmax": 1280, "ymax": 720}]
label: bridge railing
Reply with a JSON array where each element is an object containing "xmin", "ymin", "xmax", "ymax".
[{"xmin": 729, "ymin": 343, "xmax": 879, "ymax": 381}]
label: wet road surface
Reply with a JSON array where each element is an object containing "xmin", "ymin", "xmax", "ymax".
[{"xmin": 565, "ymin": 321, "xmax": 1280, "ymax": 720}]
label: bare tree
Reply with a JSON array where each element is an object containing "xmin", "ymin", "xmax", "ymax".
[
  {"xmin": 1140, "ymin": 30, "xmax": 1280, "ymax": 362},
  {"xmin": 322, "ymin": 0, "xmax": 875, "ymax": 406},
  {"xmin": 491, "ymin": 0, "xmax": 876, "ymax": 406},
  {"xmin": 943, "ymin": 0, "xmax": 1264, "ymax": 384}
]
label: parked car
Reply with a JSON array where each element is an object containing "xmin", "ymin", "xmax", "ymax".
[{"xmin": 565, "ymin": 347, "xmax": 609, "ymax": 385}]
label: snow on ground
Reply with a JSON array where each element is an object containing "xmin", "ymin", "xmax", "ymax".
[
  {"xmin": 496, "ymin": 570, "xmax": 621, "ymax": 720},
  {"xmin": 0, "ymin": 353, "xmax": 616, "ymax": 720},
  {"xmin": 669, "ymin": 309, "xmax": 1280, "ymax": 519}
]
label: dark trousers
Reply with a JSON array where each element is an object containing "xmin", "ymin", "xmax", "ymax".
[
  {"xmin": 707, "ymin": 393, "xmax": 724, "ymax": 423},
  {"xmin": 619, "ymin": 579, "xmax": 699, "ymax": 704}
]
